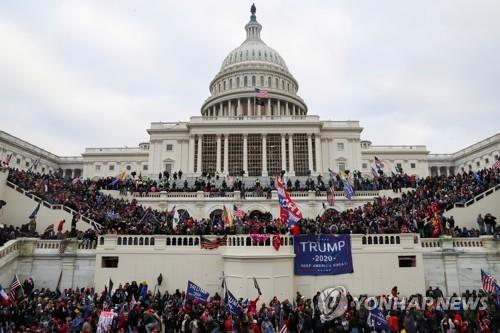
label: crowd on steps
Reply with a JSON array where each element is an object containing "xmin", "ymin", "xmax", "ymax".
[
  {"xmin": 0, "ymin": 277, "xmax": 498, "ymax": 333},
  {"xmin": 3, "ymin": 167, "xmax": 499, "ymax": 239}
]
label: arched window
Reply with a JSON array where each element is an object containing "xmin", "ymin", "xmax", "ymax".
[
  {"xmin": 237, "ymin": 77, "xmax": 240, "ymax": 87},
  {"xmin": 244, "ymin": 76, "xmax": 248, "ymax": 87},
  {"xmin": 223, "ymin": 81, "xmax": 226, "ymax": 90},
  {"xmin": 282, "ymin": 80, "xmax": 285, "ymax": 89},
  {"xmin": 252, "ymin": 76, "xmax": 256, "ymax": 86},
  {"xmin": 260, "ymin": 76, "xmax": 264, "ymax": 86},
  {"xmin": 229, "ymin": 78, "xmax": 233, "ymax": 88},
  {"xmin": 268, "ymin": 77, "xmax": 271, "ymax": 87},
  {"xmin": 275, "ymin": 78, "xmax": 278, "ymax": 88}
]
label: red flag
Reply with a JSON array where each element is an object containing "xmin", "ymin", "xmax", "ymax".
[
  {"xmin": 272, "ymin": 234, "xmax": 281, "ymax": 251},
  {"xmin": 57, "ymin": 219, "xmax": 65, "ymax": 232}
]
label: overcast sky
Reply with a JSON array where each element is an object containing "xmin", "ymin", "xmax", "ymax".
[{"xmin": 1, "ymin": 0, "xmax": 499, "ymax": 156}]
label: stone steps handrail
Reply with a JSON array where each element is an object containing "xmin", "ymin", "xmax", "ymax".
[
  {"xmin": 6, "ymin": 181, "xmax": 100, "ymax": 228},
  {"xmin": 0, "ymin": 238, "xmax": 97, "ymax": 265},
  {"xmin": 422, "ymin": 183, "xmax": 500, "ymax": 223},
  {"xmin": 421, "ymin": 236, "xmax": 496, "ymax": 250}
]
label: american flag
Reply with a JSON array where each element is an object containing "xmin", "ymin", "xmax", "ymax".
[
  {"xmin": 255, "ymin": 87, "xmax": 269, "ymax": 98},
  {"xmin": 481, "ymin": 269, "xmax": 498, "ymax": 293},
  {"xmin": 493, "ymin": 159, "xmax": 500, "ymax": 170},
  {"xmin": 374, "ymin": 156, "xmax": 384, "ymax": 169},
  {"xmin": 232, "ymin": 205, "xmax": 245, "ymax": 219},
  {"xmin": 279, "ymin": 323, "xmax": 288, "ymax": 333},
  {"xmin": 9, "ymin": 275, "xmax": 21, "ymax": 301},
  {"xmin": 328, "ymin": 168, "xmax": 338, "ymax": 179},
  {"xmin": 201, "ymin": 235, "xmax": 227, "ymax": 250}
]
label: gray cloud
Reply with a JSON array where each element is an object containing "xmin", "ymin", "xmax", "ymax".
[{"xmin": 1, "ymin": 0, "xmax": 498, "ymax": 155}]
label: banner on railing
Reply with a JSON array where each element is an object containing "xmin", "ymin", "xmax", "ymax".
[{"xmin": 294, "ymin": 234, "xmax": 353, "ymax": 276}]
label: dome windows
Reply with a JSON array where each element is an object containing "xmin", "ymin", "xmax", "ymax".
[
  {"xmin": 252, "ymin": 76, "xmax": 256, "ymax": 86},
  {"xmin": 244, "ymin": 76, "xmax": 248, "ymax": 87}
]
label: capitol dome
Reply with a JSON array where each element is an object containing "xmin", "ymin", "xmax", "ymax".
[{"xmin": 201, "ymin": 4, "xmax": 307, "ymax": 118}]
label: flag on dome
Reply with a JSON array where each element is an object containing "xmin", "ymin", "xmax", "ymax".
[{"xmin": 255, "ymin": 88, "xmax": 268, "ymax": 106}]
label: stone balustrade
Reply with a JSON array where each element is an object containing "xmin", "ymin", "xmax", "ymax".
[
  {"xmin": 420, "ymin": 236, "xmax": 497, "ymax": 251},
  {"xmin": 130, "ymin": 190, "xmax": 381, "ymax": 201}
]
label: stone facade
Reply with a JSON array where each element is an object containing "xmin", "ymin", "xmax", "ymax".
[{"xmin": 0, "ymin": 236, "xmax": 498, "ymax": 302}]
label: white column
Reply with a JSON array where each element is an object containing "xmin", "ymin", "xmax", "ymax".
[
  {"xmin": 196, "ymin": 135, "xmax": 202, "ymax": 175},
  {"xmin": 223, "ymin": 135, "xmax": 229, "ymax": 174},
  {"xmin": 237, "ymin": 99, "xmax": 241, "ymax": 117},
  {"xmin": 216, "ymin": 134, "xmax": 222, "ymax": 173},
  {"xmin": 247, "ymin": 98, "xmax": 251, "ymax": 116},
  {"xmin": 277, "ymin": 100, "xmax": 281, "ymax": 116},
  {"xmin": 243, "ymin": 134, "xmax": 248, "ymax": 175},
  {"xmin": 219, "ymin": 103, "xmax": 223, "ymax": 117},
  {"xmin": 266, "ymin": 99, "xmax": 271, "ymax": 116},
  {"xmin": 288, "ymin": 135, "xmax": 295, "ymax": 175},
  {"xmin": 227, "ymin": 100, "xmax": 230, "ymax": 117},
  {"xmin": 286, "ymin": 102, "xmax": 289, "ymax": 116},
  {"xmin": 281, "ymin": 134, "xmax": 287, "ymax": 172},
  {"xmin": 262, "ymin": 134, "xmax": 268, "ymax": 176},
  {"xmin": 315, "ymin": 134, "xmax": 322, "ymax": 174},
  {"xmin": 307, "ymin": 134, "xmax": 313, "ymax": 173},
  {"xmin": 188, "ymin": 136, "xmax": 195, "ymax": 173}
]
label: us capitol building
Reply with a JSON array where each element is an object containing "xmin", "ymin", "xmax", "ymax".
[
  {"xmin": 1, "ymin": 5, "xmax": 499, "ymax": 181},
  {"xmin": 0, "ymin": 5, "xmax": 499, "ymax": 300}
]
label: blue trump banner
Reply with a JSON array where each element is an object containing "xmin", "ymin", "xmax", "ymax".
[
  {"xmin": 186, "ymin": 280, "xmax": 209, "ymax": 304},
  {"xmin": 225, "ymin": 289, "xmax": 242, "ymax": 316},
  {"xmin": 368, "ymin": 307, "xmax": 390, "ymax": 330},
  {"xmin": 294, "ymin": 234, "xmax": 353, "ymax": 275}
]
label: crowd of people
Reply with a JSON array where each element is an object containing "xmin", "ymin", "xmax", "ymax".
[
  {"xmin": 0, "ymin": 278, "xmax": 498, "ymax": 333},
  {"xmin": 4, "ymin": 166, "xmax": 500, "ymax": 238},
  {"xmin": 98, "ymin": 169, "xmax": 413, "ymax": 195}
]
